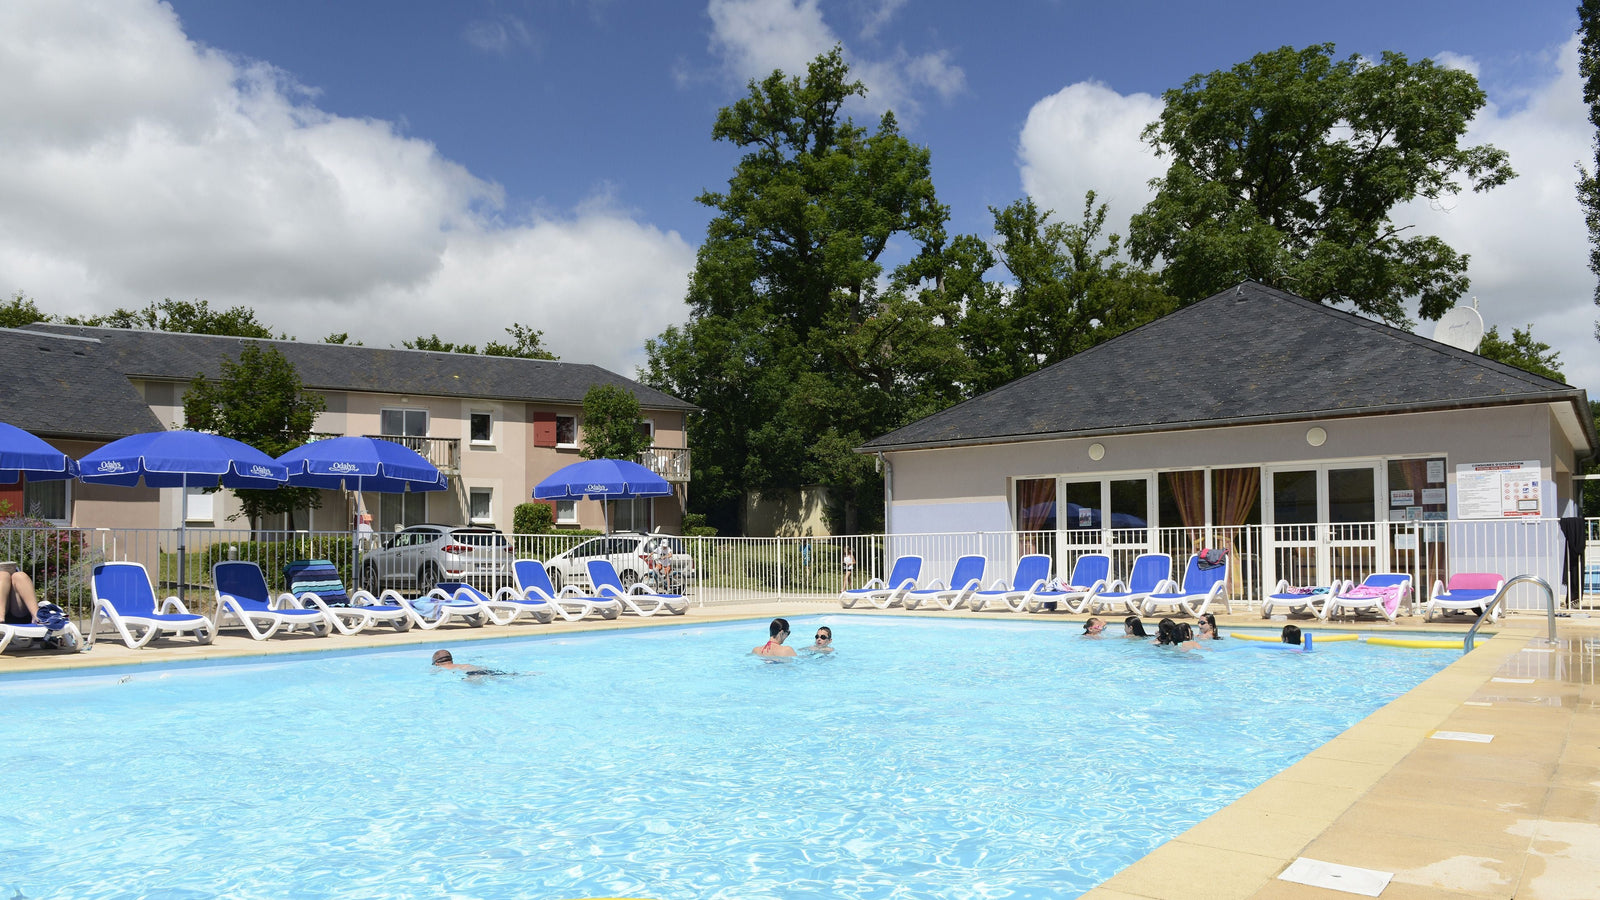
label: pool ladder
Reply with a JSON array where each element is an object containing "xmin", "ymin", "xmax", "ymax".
[{"xmin": 1463, "ymin": 574, "xmax": 1558, "ymax": 653}]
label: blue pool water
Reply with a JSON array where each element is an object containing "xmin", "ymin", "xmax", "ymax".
[{"xmin": 1, "ymin": 617, "xmax": 1457, "ymax": 899}]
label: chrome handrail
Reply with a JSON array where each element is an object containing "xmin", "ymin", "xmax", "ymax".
[{"xmin": 1464, "ymin": 574, "xmax": 1557, "ymax": 653}]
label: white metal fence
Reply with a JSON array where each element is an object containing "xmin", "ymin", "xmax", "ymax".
[{"xmin": 1, "ymin": 518, "xmax": 1594, "ymax": 628}]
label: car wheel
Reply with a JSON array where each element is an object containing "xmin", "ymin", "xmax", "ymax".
[
  {"xmin": 620, "ymin": 568, "xmax": 639, "ymax": 589},
  {"xmin": 362, "ymin": 561, "xmax": 381, "ymax": 592},
  {"xmin": 547, "ymin": 567, "xmax": 563, "ymax": 591},
  {"xmin": 418, "ymin": 563, "xmax": 441, "ymax": 595}
]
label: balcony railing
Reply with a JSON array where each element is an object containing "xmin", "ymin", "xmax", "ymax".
[
  {"xmin": 637, "ymin": 446, "xmax": 691, "ymax": 483},
  {"xmin": 364, "ymin": 435, "xmax": 460, "ymax": 475}
]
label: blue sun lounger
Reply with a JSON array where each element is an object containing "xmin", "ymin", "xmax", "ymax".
[
  {"xmin": 1423, "ymin": 573, "xmax": 1504, "ymax": 622},
  {"xmin": 88, "ymin": 561, "xmax": 214, "ymax": 649},
  {"xmin": 1024, "ymin": 553, "xmax": 1112, "ymax": 614},
  {"xmin": 586, "ymin": 559, "xmax": 688, "ymax": 616},
  {"xmin": 1139, "ymin": 554, "xmax": 1231, "ymax": 617},
  {"xmin": 504, "ymin": 560, "xmax": 620, "ymax": 622},
  {"xmin": 967, "ymin": 554, "xmax": 1052, "ymax": 613},
  {"xmin": 0, "ymin": 605, "xmax": 83, "ymax": 654},
  {"xmin": 1092, "ymin": 554, "xmax": 1172, "ymax": 616},
  {"xmin": 839, "ymin": 555, "xmax": 923, "ymax": 609},
  {"xmin": 212, "ymin": 561, "xmax": 333, "ymax": 640},
  {"xmin": 902, "ymin": 555, "xmax": 987, "ymax": 610},
  {"xmin": 285, "ymin": 559, "xmax": 411, "ymax": 635}
]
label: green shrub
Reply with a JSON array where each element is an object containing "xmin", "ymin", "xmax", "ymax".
[
  {"xmin": 682, "ymin": 512, "xmax": 718, "ymax": 537},
  {"xmin": 514, "ymin": 502, "xmax": 555, "ymax": 534}
]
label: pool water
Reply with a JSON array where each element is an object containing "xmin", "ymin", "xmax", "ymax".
[{"xmin": 0, "ymin": 617, "xmax": 1457, "ymax": 899}]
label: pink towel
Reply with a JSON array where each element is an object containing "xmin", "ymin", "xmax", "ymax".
[{"xmin": 1342, "ymin": 584, "xmax": 1403, "ymax": 614}]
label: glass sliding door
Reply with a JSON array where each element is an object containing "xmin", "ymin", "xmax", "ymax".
[
  {"xmin": 1267, "ymin": 463, "xmax": 1384, "ymax": 588},
  {"xmin": 1327, "ymin": 466, "xmax": 1379, "ymax": 583},
  {"xmin": 1014, "ymin": 478, "xmax": 1057, "ymax": 559},
  {"xmin": 1270, "ymin": 469, "xmax": 1320, "ymax": 588}
]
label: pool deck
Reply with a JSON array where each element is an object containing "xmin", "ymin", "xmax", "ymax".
[{"xmin": 5, "ymin": 600, "xmax": 1596, "ymax": 899}]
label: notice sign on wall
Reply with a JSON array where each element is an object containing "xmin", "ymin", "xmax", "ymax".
[{"xmin": 1456, "ymin": 460, "xmax": 1543, "ymax": 518}]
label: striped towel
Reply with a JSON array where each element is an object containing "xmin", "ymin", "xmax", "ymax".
[{"xmin": 284, "ymin": 559, "xmax": 350, "ymax": 607}]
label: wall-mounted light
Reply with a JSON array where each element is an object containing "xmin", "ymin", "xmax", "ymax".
[
  {"xmin": 1306, "ymin": 426, "xmax": 1327, "ymax": 447},
  {"xmin": 1088, "ymin": 442, "xmax": 1105, "ymax": 461}
]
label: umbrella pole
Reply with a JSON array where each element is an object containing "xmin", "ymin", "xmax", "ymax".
[{"xmin": 178, "ymin": 473, "xmax": 188, "ymax": 598}]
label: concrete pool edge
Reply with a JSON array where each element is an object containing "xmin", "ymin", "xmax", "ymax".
[{"xmin": 1081, "ymin": 616, "xmax": 1594, "ymax": 900}]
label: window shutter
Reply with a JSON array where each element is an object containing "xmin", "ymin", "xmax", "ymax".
[{"xmin": 533, "ymin": 411, "xmax": 557, "ymax": 447}]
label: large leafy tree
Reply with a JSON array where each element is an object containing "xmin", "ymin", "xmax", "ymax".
[
  {"xmin": 183, "ymin": 345, "xmax": 327, "ymax": 530},
  {"xmin": 92, "ymin": 298, "xmax": 278, "ymax": 337},
  {"xmin": 402, "ymin": 323, "xmax": 558, "ymax": 359},
  {"xmin": 579, "ymin": 384, "xmax": 653, "ymax": 461},
  {"xmin": 1130, "ymin": 44, "xmax": 1514, "ymax": 324},
  {"xmin": 1580, "ymin": 0, "xmax": 1600, "ymax": 342},
  {"xmin": 1476, "ymin": 324, "xmax": 1564, "ymax": 383},
  {"xmin": 644, "ymin": 48, "xmax": 959, "ymax": 532},
  {"xmin": 958, "ymin": 194, "xmax": 1176, "ymax": 396}
]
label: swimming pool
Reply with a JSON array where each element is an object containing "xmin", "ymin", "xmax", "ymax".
[{"xmin": 1, "ymin": 617, "xmax": 1458, "ymax": 899}]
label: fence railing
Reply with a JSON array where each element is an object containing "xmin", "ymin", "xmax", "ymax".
[
  {"xmin": 362, "ymin": 434, "xmax": 460, "ymax": 474},
  {"xmin": 2, "ymin": 518, "xmax": 1594, "ymax": 630},
  {"xmin": 635, "ymin": 446, "xmax": 690, "ymax": 483}
]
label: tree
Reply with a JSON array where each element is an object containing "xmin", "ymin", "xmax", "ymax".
[
  {"xmin": 89, "ymin": 298, "xmax": 277, "ymax": 337},
  {"xmin": 0, "ymin": 291, "xmax": 47, "ymax": 329},
  {"xmin": 484, "ymin": 323, "xmax": 558, "ymax": 360},
  {"xmin": 958, "ymin": 194, "xmax": 1176, "ymax": 395},
  {"xmin": 579, "ymin": 384, "xmax": 653, "ymax": 461},
  {"xmin": 1477, "ymin": 324, "xmax": 1564, "ymax": 383},
  {"xmin": 183, "ymin": 345, "xmax": 327, "ymax": 530},
  {"xmin": 643, "ymin": 48, "xmax": 954, "ymax": 533},
  {"xmin": 1579, "ymin": 0, "xmax": 1600, "ymax": 342},
  {"xmin": 1130, "ymin": 44, "xmax": 1515, "ymax": 324},
  {"xmin": 403, "ymin": 323, "xmax": 558, "ymax": 359},
  {"xmin": 322, "ymin": 332, "xmax": 361, "ymax": 345}
]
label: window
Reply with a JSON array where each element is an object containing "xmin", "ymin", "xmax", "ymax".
[
  {"xmin": 185, "ymin": 484, "xmax": 215, "ymax": 524},
  {"xmin": 22, "ymin": 479, "xmax": 68, "ymax": 523},
  {"xmin": 555, "ymin": 500, "xmax": 578, "ymax": 524},
  {"xmin": 1014, "ymin": 478, "xmax": 1056, "ymax": 531},
  {"xmin": 380, "ymin": 408, "xmax": 429, "ymax": 437},
  {"xmin": 379, "ymin": 492, "xmax": 427, "ymax": 531},
  {"xmin": 469, "ymin": 411, "xmax": 493, "ymax": 445},
  {"xmin": 555, "ymin": 414, "xmax": 577, "ymax": 447},
  {"xmin": 636, "ymin": 419, "xmax": 654, "ymax": 442},
  {"xmin": 469, "ymin": 487, "xmax": 493, "ymax": 524},
  {"xmin": 611, "ymin": 498, "xmax": 652, "ymax": 532},
  {"xmin": 1388, "ymin": 457, "xmax": 1447, "ymax": 520}
]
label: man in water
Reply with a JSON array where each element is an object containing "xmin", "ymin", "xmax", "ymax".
[
  {"xmin": 805, "ymin": 625, "xmax": 834, "ymax": 654},
  {"xmin": 431, "ymin": 649, "xmax": 514, "ymax": 677}
]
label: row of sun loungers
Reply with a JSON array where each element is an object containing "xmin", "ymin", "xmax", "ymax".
[
  {"xmin": 842, "ymin": 554, "xmax": 1505, "ymax": 624},
  {"xmin": 842, "ymin": 552, "xmax": 1231, "ymax": 617},
  {"xmin": 3, "ymin": 557, "xmax": 688, "ymax": 653}
]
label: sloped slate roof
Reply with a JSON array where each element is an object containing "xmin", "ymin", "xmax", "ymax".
[
  {"xmin": 0, "ymin": 330, "xmax": 164, "ymax": 439},
  {"xmin": 863, "ymin": 281, "xmax": 1593, "ymax": 451},
  {"xmin": 25, "ymin": 324, "xmax": 694, "ymax": 411}
]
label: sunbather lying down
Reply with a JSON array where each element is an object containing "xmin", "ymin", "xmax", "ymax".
[{"xmin": 1, "ymin": 565, "xmax": 41, "ymax": 625}]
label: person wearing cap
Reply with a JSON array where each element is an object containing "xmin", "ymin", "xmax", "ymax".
[{"xmin": 431, "ymin": 649, "xmax": 492, "ymax": 675}]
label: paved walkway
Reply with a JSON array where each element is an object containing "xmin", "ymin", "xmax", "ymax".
[{"xmin": 5, "ymin": 600, "xmax": 1596, "ymax": 899}]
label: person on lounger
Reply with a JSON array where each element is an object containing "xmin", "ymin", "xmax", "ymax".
[
  {"xmin": 1, "ymin": 563, "xmax": 42, "ymax": 626},
  {"xmin": 1081, "ymin": 617, "xmax": 1106, "ymax": 637},
  {"xmin": 753, "ymin": 618, "xmax": 796, "ymax": 658},
  {"xmin": 1123, "ymin": 615, "xmax": 1148, "ymax": 638}
]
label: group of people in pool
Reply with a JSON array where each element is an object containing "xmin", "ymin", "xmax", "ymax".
[
  {"xmin": 752, "ymin": 618, "xmax": 832, "ymax": 658},
  {"xmin": 1079, "ymin": 613, "xmax": 1222, "ymax": 649}
]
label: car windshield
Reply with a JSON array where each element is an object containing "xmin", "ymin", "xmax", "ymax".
[{"xmin": 450, "ymin": 529, "xmax": 508, "ymax": 548}]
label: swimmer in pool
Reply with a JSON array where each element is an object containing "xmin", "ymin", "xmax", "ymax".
[
  {"xmin": 804, "ymin": 625, "xmax": 835, "ymax": 654},
  {"xmin": 1081, "ymin": 617, "xmax": 1107, "ymax": 637},
  {"xmin": 430, "ymin": 649, "xmax": 525, "ymax": 677},
  {"xmin": 1123, "ymin": 616, "xmax": 1148, "ymax": 638},
  {"xmin": 753, "ymin": 618, "xmax": 797, "ymax": 658},
  {"xmin": 1196, "ymin": 613, "xmax": 1222, "ymax": 641},
  {"xmin": 1281, "ymin": 624, "xmax": 1302, "ymax": 645}
]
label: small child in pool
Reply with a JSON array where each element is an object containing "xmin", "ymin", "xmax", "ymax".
[{"xmin": 1281, "ymin": 624, "xmax": 1302, "ymax": 645}]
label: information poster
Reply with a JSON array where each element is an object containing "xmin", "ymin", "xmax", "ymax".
[{"xmin": 1456, "ymin": 460, "xmax": 1542, "ymax": 518}]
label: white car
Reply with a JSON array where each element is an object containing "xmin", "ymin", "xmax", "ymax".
[
  {"xmin": 545, "ymin": 532, "xmax": 695, "ymax": 593},
  {"xmin": 360, "ymin": 524, "xmax": 511, "ymax": 594}
]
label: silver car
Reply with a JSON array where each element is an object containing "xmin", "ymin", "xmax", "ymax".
[
  {"xmin": 361, "ymin": 524, "xmax": 511, "ymax": 594},
  {"xmin": 545, "ymin": 532, "xmax": 695, "ymax": 593}
]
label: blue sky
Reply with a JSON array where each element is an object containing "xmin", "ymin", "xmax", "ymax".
[{"xmin": 1, "ymin": 0, "xmax": 1594, "ymax": 388}]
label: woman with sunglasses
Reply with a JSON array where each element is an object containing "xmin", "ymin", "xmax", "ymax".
[
  {"xmin": 805, "ymin": 626, "xmax": 835, "ymax": 654},
  {"xmin": 1196, "ymin": 613, "xmax": 1223, "ymax": 640}
]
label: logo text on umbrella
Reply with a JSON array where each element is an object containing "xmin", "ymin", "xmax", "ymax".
[
  {"xmin": 329, "ymin": 462, "xmax": 360, "ymax": 473},
  {"xmin": 96, "ymin": 460, "xmax": 126, "ymax": 473}
]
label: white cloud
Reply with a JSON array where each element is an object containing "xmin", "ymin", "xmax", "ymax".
[
  {"xmin": 462, "ymin": 15, "xmax": 535, "ymax": 55},
  {"xmin": 0, "ymin": 0, "xmax": 694, "ymax": 375},
  {"xmin": 705, "ymin": 0, "xmax": 963, "ymax": 119},
  {"xmin": 1016, "ymin": 47, "xmax": 1600, "ymax": 391},
  {"xmin": 1016, "ymin": 81, "xmax": 1165, "ymax": 245}
]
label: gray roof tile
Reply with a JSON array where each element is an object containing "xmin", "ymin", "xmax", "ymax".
[
  {"xmin": 863, "ymin": 281, "xmax": 1591, "ymax": 451},
  {"xmin": 0, "ymin": 330, "xmax": 164, "ymax": 439},
  {"xmin": 24, "ymin": 324, "xmax": 694, "ymax": 411}
]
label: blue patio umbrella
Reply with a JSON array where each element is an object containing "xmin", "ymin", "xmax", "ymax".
[
  {"xmin": 0, "ymin": 421, "xmax": 79, "ymax": 484},
  {"xmin": 78, "ymin": 430, "xmax": 288, "ymax": 589},
  {"xmin": 276, "ymin": 436, "xmax": 447, "ymax": 494},
  {"xmin": 533, "ymin": 458, "xmax": 671, "ymax": 534}
]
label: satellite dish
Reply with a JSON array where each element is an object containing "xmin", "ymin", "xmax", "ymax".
[{"xmin": 1432, "ymin": 305, "xmax": 1484, "ymax": 352}]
